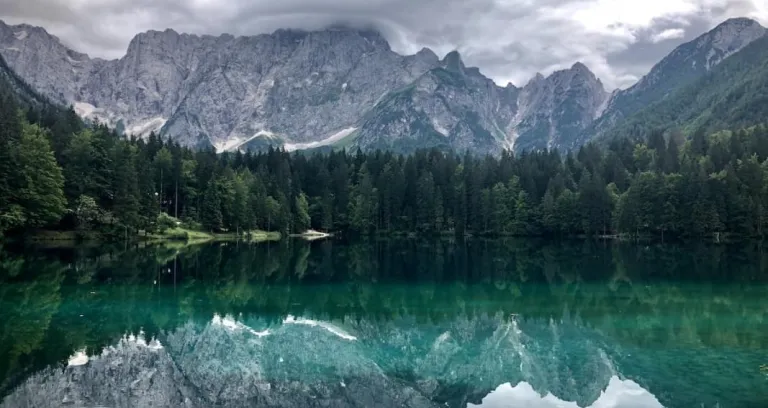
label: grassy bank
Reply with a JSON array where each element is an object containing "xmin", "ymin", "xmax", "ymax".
[
  {"xmin": 146, "ymin": 228, "xmax": 281, "ymax": 244},
  {"xmin": 20, "ymin": 227, "xmax": 281, "ymax": 248}
]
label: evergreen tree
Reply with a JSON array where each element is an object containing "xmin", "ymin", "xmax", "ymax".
[
  {"xmin": 512, "ymin": 190, "xmax": 534, "ymax": 235},
  {"xmin": 15, "ymin": 123, "xmax": 66, "ymax": 228},
  {"xmin": 579, "ymin": 172, "xmax": 613, "ymax": 236},
  {"xmin": 154, "ymin": 147, "xmax": 173, "ymax": 213},
  {"xmin": 540, "ymin": 185, "xmax": 557, "ymax": 234},
  {"xmin": 232, "ymin": 171, "xmax": 251, "ymax": 233},
  {"xmin": 320, "ymin": 189, "xmax": 334, "ymax": 232},
  {"xmin": 415, "ymin": 172, "xmax": 436, "ymax": 232},
  {"xmin": 490, "ymin": 182, "xmax": 511, "ymax": 235},
  {"xmin": 0, "ymin": 90, "xmax": 22, "ymax": 229},
  {"xmin": 555, "ymin": 189, "xmax": 580, "ymax": 234},
  {"xmin": 111, "ymin": 143, "xmax": 141, "ymax": 230},
  {"xmin": 294, "ymin": 192, "xmax": 311, "ymax": 232},
  {"xmin": 349, "ymin": 164, "xmax": 377, "ymax": 233},
  {"xmin": 201, "ymin": 180, "xmax": 223, "ymax": 232}
]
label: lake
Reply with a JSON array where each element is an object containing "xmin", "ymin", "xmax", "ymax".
[{"xmin": 0, "ymin": 239, "xmax": 766, "ymax": 407}]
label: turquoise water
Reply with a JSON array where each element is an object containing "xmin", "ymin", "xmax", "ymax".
[{"xmin": 0, "ymin": 239, "xmax": 766, "ymax": 407}]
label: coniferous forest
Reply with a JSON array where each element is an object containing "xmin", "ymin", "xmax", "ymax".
[{"xmin": 3, "ymin": 78, "xmax": 768, "ymax": 240}]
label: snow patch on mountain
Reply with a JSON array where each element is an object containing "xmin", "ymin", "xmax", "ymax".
[
  {"xmin": 214, "ymin": 130, "xmax": 277, "ymax": 153},
  {"xmin": 74, "ymin": 101, "xmax": 96, "ymax": 117},
  {"xmin": 284, "ymin": 127, "xmax": 357, "ymax": 152},
  {"xmin": 13, "ymin": 30, "xmax": 28, "ymax": 41},
  {"xmin": 73, "ymin": 101, "xmax": 120, "ymax": 128},
  {"xmin": 126, "ymin": 117, "xmax": 167, "ymax": 139},
  {"xmin": 432, "ymin": 119, "xmax": 449, "ymax": 137}
]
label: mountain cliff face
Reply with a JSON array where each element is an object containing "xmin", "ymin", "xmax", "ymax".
[
  {"xmin": 352, "ymin": 51, "xmax": 521, "ymax": 155},
  {"xmin": 0, "ymin": 22, "xmax": 441, "ymax": 151},
  {"xmin": 0, "ymin": 33, "xmax": 63, "ymax": 111},
  {"xmin": 579, "ymin": 17, "xmax": 766, "ymax": 146},
  {"xmin": 0, "ymin": 20, "xmax": 608, "ymax": 154},
  {"xmin": 0, "ymin": 18, "xmax": 765, "ymax": 154},
  {"xmin": 512, "ymin": 62, "xmax": 608, "ymax": 152}
]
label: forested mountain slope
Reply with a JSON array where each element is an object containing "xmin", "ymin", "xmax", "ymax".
[
  {"xmin": 580, "ymin": 18, "xmax": 766, "ymax": 146},
  {"xmin": 604, "ymin": 33, "xmax": 768, "ymax": 141}
]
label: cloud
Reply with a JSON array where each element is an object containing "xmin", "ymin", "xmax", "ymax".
[
  {"xmin": 1, "ymin": 0, "xmax": 766, "ymax": 90},
  {"xmin": 650, "ymin": 28, "xmax": 687, "ymax": 43}
]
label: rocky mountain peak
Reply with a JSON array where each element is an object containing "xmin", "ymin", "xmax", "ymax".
[
  {"xmin": 570, "ymin": 61, "xmax": 590, "ymax": 73},
  {"xmin": 713, "ymin": 17, "xmax": 763, "ymax": 31},
  {"xmin": 576, "ymin": 16, "xmax": 766, "ymax": 148},
  {"xmin": 1, "ymin": 16, "xmax": 763, "ymax": 155},
  {"xmin": 695, "ymin": 17, "xmax": 765, "ymax": 56},
  {"xmin": 522, "ymin": 73, "xmax": 546, "ymax": 91},
  {"xmin": 441, "ymin": 50, "xmax": 465, "ymax": 73},
  {"xmin": 513, "ymin": 60, "xmax": 608, "ymax": 152},
  {"xmin": 414, "ymin": 47, "xmax": 440, "ymax": 65}
]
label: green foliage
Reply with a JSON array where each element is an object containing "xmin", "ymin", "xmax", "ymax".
[
  {"xmin": 201, "ymin": 181, "xmax": 223, "ymax": 232},
  {"xmin": 156, "ymin": 212, "xmax": 179, "ymax": 232},
  {"xmin": 3, "ymin": 53, "xmax": 768, "ymax": 240},
  {"xmin": 14, "ymin": 123, "xmax": 66, "ymax": 228},
  {"xmin": 294, "ymin": 193, "xmax": 311, "ymax": 232},
  {"xmin": 74, "ymin": 195, "xmax": 101, "ymax": 231},
  {"xmin": 111, "ymin": 143, "xmax": 141, "ymax": 230},
  {"xmin": 609, "ymin": 35, "xmax": 768, "ymax": 141}
]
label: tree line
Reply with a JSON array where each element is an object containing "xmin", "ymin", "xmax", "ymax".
[{"xmin": 3, "ymin": 78, "xmax": 768, "ymax": 238}]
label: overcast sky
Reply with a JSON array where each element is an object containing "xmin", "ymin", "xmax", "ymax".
[{"xmin": 1, "ymin": 0, "xmax": 766, "ymax": 89}]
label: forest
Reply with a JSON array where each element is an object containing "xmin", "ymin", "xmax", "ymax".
[{"xmin": 3, "ymin": 76, "xmax": 768, "ymax": 239}]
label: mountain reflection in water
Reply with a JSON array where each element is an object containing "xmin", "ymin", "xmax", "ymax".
[{"xmin": 0, "ymin": 239, "xmax": 767, "ymax": 407}]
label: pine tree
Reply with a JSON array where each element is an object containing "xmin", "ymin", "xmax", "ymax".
[
  {"xmin": 512, "ymin": 190, "xmax": 533, "ymax": 235},
  {"xmin": 232, "ymin": 171, "xmax": 251, "ymax": 234},
  {"xmin": 15, "ymin": 123, "xmax": 66, "ymax": 228},
  {"xmin": 294, "ymin": 192, "xmax": 311, "ymax": 232},
  {"xmin": 201, "ymin": 180, "xmax": 223, "ymax": 232},
  {"xmin": 111, "ymin": 142, "xmax": 141, "ymax": 230},
  {"xmin": 154, "ymin": 147, "xmax": 173, "ymax": 213},
  {"xmin": 0, "ymin": 87, "xmax": 22, "ymax": 227},
  {"xmin": 555, "ymin": 189, "xmax": 580, "ymax": 234},
  {"xmin": 349, "ymin": 164, "xmax": 377, "ymax": 233},
  {"xmin": 415, "ymin": 172, "xmax": 436, "ymax": 232},
  {"xmin": 579, "ymin": 172, "xmax": 613, "ymax": 236},
  {"xmin": 490, "ymin": 182, "xmax": 511, "ymax": 235},
  {"xmin": 320, "ymin": 189, "xmax": 334, "ymax": 232},
  {"xmin": 540, "ymin": 186, "xmax": 557, "ymax": 234}
]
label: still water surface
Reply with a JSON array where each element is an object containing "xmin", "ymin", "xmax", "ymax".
[{"xmin": 0, "ymin": 239, "xmax": 767, "ymax": 407}]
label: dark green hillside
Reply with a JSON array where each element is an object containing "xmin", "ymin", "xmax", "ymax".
[{"xmin": 606, "ymin": 34, "xmax": 768, "ymax": 141}]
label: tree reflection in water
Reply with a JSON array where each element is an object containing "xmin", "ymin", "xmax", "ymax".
[{"xmin": 0, "ymin": 239, "xmax": 767, "ymax": 407}]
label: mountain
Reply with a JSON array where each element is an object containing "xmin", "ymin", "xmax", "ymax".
[
  {"xmin": 0, "ymin": 22, "xmax": 441, "ymax": 150},
  {"xmin": 354, "ymin": 56, "xmax": 608, "ymax": 154},
  {"xmin": 0, "ymin": 49, "xmax": 56, "ymax": 111},
  {"xmin": 512, "ymin": 62, "xmax": 608, "ymax": 152},
  {"xmin": 606, "ymin": 33, "xmax": 768, "ymax": 138},
  {"xmin": 351, "ymin": 51, "xmax": 520, "ymax": 155},
  {"xmin": 0, "ymin": 22, "xmax": 441, "ymax": 151},
  {"xmin": 0, "ymin": 20, "xmax": 608, "ymax": 154},
  {"xmin": 579, "ymin": 17, "xmax": 766, "ymax": 146},
  {"xmin": 0, "ymin": 17, "xmax": 765, "ymax": 154}
]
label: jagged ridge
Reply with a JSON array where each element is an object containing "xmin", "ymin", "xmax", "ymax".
[{"xmin": 0, "ymin": 17, "xmax": 765, "ymax": 154}]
